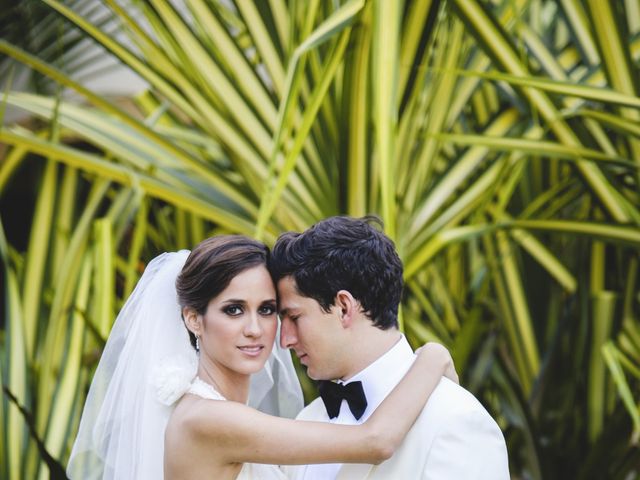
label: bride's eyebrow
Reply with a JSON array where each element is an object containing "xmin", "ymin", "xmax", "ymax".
[
  {"xmin": 220, "ymin": 298, "xmax": 247, "ymax": 305},
  {"xmin": 220, "ymin": 298, "xmax": 276, "ymax": 305}
]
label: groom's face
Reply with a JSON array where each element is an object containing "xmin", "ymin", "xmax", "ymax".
[{"xmin": 277, "ymin": 276, "xmax": 348, "ymax": 380}]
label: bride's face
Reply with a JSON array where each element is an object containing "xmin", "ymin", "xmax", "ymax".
[{"xmin": 199, "ymin": 265, "xmax": 278, "ymax": 375}]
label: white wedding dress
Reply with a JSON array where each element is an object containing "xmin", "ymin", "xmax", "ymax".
[
  {"xmin": 67, "ymin": 251, "xmax": 303, "ymax": 480},
  {"xmin": 187, "ymin": 377, "xmax": 289, "ymax": 480}
]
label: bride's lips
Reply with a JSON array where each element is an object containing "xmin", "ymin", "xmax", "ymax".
[
  {"xmin": 296, "ymin": 352, "xmax": 308, "ymax": 365},
  {"xmin": 237, "ymin": 344, "xmax": 265, "ymax": 357}
]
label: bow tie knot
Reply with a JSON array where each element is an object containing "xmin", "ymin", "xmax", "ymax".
[{"xmin": 318, "ymin": 380, "xmax": 368, "ymax": 420}]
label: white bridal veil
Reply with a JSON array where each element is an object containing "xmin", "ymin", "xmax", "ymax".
[{"xmin": 67, "ymin": 251, "xmax": 303, "ymax": 479}]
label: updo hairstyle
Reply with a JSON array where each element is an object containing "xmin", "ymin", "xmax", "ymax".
[{"xmin": 175, "ymin": 235, "xmax": 269, "ymax": 350}]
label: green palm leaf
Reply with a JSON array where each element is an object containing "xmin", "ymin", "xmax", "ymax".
[{"xmin": 1, "ymin": 1, "xmax": 639, "ymax": 478}]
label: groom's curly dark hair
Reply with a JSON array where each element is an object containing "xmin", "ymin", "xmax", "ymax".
[{"xmin": 270, "ymin": 215, "xmax": 403, "ymax": 330}]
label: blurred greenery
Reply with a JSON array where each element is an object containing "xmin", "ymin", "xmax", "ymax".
[{"xmin": 1, "ymin": 0, "xmax": 639, "ymax": 479}]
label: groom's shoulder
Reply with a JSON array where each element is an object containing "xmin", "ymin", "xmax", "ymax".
[
  {"xmin": 423, "ymin": 377, "xmax": 494, "ymax": 421},
  {"xmin": 433, "ymin": 377, "xmax": 490, "ymax": 412}
]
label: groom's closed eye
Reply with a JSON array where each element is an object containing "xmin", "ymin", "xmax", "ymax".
[{"xmin": 279, "ymin": 307, "xmax": 299, "ymax": 320}]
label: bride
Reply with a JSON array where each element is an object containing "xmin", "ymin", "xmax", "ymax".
[{"xmin": 67, "ymin": 235, "xmax": 457, "ymax": 479}]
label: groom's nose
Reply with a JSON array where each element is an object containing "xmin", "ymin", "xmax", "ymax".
[{"xmin": 280, "ymin": 318, "xmax": 298, "ymax": 349}]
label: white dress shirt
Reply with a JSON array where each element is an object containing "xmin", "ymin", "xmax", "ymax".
[{"xmin": 301, "ymin": 335, "xmax": 415, "ymax": 480}]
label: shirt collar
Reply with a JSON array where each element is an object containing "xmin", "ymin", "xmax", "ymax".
[{"xmin": 339, "ymin": 334, "xmax": 415, "ymax": 420}]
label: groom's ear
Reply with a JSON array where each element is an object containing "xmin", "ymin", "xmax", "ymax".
[
  {"xmin": 182, "ymin": 306, "xmax": 201, "ymax": 336},
  {"xmin": 334, "ymin": 290, "xmax": 357, "ymax": 328}
]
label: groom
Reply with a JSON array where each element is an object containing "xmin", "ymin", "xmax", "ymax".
[{"xmin": 271, "ymin": 216, "xmax": 509, "ymax": 480}]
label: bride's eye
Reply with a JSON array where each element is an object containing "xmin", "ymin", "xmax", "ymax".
[
  {"xmin": 259, "ymin": 304, "xmax": 276, "ymax": 316},
  {"xmin": 223, "ymin": 305, "xmax": 243, "ymax": 316}
]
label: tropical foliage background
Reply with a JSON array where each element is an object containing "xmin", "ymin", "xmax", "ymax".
[{"xmin": 1, "ymin": 0, "xmax": 639, "ymax": 478}]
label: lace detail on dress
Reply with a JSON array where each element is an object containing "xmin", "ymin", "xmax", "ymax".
[
  {"xmin": 185, "ymin": 377, "xmax": 288, "ymax": 480},
  {"xmin": 187, "ymin": 377, "xmax": 227, "ymax": 401}
]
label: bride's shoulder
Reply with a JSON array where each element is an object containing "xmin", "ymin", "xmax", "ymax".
[{"xmin": 170, "ymin": 392, "xmax": 251, "ymax": 440}]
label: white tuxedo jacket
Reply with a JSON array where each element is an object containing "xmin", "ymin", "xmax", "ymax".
[{"xmin": 283, "ymin": 377, "xmax": 510, "ymax": 480}]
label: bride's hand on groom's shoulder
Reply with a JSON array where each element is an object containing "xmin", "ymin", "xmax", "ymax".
[{"xmin": 415, "ymin": 342, "xmax": 459, "ymax": 385}]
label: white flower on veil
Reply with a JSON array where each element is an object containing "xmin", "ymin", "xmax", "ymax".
[{"xmin": 151, "ymin": 353, "xmax": 198, "ymax": 406}]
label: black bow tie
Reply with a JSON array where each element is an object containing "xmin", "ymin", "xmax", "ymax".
[{"xmin": 318, "ymin": 380, "xmax": 368, "ymax": 420}]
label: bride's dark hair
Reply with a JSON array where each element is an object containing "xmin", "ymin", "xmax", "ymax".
[{"xmin": 176, "ymin": 235, "xmax": 269, "ymax": 349}]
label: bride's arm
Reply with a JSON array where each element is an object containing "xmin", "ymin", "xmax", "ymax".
[{"xmin": 190, "ymin": 343, "xmax": 456, "ymax": 466}]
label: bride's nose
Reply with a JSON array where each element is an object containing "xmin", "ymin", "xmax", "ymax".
[{"xmin": 243, "ymin": 311, "xmax": 263, "ymax": 337}]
